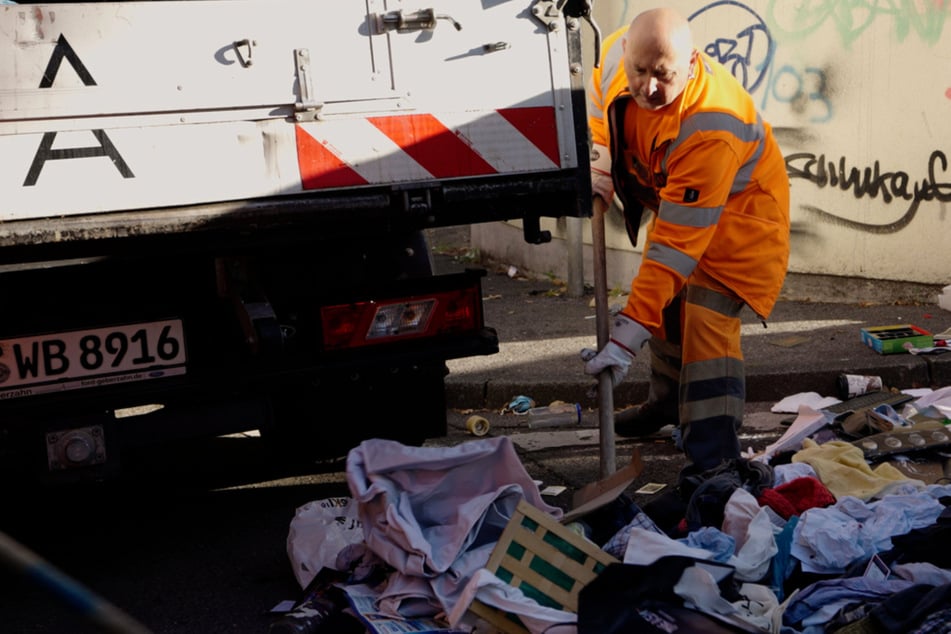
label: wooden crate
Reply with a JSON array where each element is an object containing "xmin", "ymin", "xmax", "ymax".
[{"xmin": 467, "ymin": 499, "xmax": 619, "ymax": 633}]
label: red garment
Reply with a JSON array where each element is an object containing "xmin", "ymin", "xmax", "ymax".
[{"xmin": 757, "ymin": 476, "xmax": 836, "ymax": 519}]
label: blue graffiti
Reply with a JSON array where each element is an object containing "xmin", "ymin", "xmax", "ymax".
[
  {"xmin": 689, "ymin": 1, "xmax": 773, "ymax": 94},
  {"xmin": 689, "ymin": 1, "xmax": 833, "ymax": 122},
  {"xmin": 763, "ymin": 64, "xmax": 833, "ymax": 123}
]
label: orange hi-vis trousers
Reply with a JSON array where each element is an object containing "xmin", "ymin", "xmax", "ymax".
[{"xmin": 644, "ymin": 267, "xmax": 746, "ymax": 474}]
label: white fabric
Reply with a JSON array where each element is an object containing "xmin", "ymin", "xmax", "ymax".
[
  {"xmin": 346, "ymin": 436, "xmax": 562, "ymax": 619},
  {"xmin": 734, "ymin": 583, "xmax": 782, "ymax": 633},
  {"xmin": 623, "ymin": 526, "xmax": 715, "ymax": 565},
  {"xmin": 721, "ymin": 488, "xmax": 778, "ymax": 582},
  {"xmin": 770, "ymin": 462, "xmax": 818, "ymax": 486},
  {"xmin": 673, "ymin": 568, "xmax": 782, "ymax": 632},
  {"xmin": 892, "ymin": 561, "xmax": 951, "ymax": 586},
  {"xmin": 770, "ymin": 392, "xmax": 840, "ymax": 414},
  {"xmin": 674, "ymin": 565, "xmax": 739, "ymax": 616},
  {"xmin": 448, "ymin": 568, "xmax": 577, "ymax": 634}
]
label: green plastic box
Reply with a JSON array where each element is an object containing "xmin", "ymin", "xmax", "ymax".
[{"xmin": 860, "ymin": 324, "xmax": 933, "ymax": 355}]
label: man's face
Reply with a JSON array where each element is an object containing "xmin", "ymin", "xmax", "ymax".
[{"xmin": 622, "ymin": 39, "xmax": 694, "ymax": 111}]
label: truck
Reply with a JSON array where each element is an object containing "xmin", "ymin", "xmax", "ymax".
[{"xmin": 0, "ymin": 0, "xmax": 593, "ymax": 484}]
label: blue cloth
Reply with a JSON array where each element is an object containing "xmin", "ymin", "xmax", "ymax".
[
  {"xmin": 782, "ymin": 576, "xmax": 916, "ymax": 632},
  {"xmin": 602, "ymin": 506, "xmax": 665, "ymax": 560},
  {"xmin": 678, "ymin": 526, "xmax": 735, "ymax": 563},
  {"xmin": 770, "ymin": 515, "xmax": 799, "ymax": 602},
  {"xmin": 791, "ymin": 492, "xmax": 945, "ymax": 574}
]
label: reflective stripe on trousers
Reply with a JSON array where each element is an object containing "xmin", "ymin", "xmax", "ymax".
[{"xmin": 645, "ymin": 267, "xmax": 746, "ymax": 473}]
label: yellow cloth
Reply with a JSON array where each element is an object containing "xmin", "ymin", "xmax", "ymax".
[{"xmin": 791, "ymin": 439, "xmax": 921, "ymax": 501}]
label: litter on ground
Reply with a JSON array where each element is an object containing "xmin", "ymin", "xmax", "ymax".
[{"xmin": 275, "ymin": 387, "xmax": 951, "ymax": 634}]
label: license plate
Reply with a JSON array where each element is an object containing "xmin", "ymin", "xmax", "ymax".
[{"xmin": 0, "ymin": 319, "xmax": 187, "ymax": 400}]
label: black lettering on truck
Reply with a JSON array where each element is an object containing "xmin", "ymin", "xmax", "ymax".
[
  {"xmin": 23, "ymin": 33, "xmax": 134, "ymax": 186},
  {"xmin": 24, "ymin": 130, "xmax": 134, "ymax": 185},
  {"xmin": 39, "ymin": 34, "xmax": 97, "ymax": 88}
]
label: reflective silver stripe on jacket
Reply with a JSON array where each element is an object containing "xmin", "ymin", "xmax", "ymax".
[
  {"xmin": 660, "ymin": 111, "xmax": 767, "ymax": 195},
  {"xmin": 645, "ymin": 242, "xmax": 697, "ymax": 278},
  {"xmin": 658, "ymin": 203, "xmax": 720, "ymax": 228},
  {"xmin": 587, "ymin": 37, "xmax": 625, "ymax": 118}
]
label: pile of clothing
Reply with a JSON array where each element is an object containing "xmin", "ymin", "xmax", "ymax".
[
  {"xmin": 575, "ymin": 453, "xmax": 951, "ymax": 634},
  {"xmin": 284, "ymin": 388, "xmax": 951, "ymax": 634}
]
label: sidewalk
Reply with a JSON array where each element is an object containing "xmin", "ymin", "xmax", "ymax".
[{"xmin": 430, "ymin": 227, "xmax": 951, "ymax": 413}]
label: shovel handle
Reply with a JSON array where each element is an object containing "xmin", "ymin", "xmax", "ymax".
[{"xmin": 591, "ymin": 196, "xmax": 617, "ymax": 477}]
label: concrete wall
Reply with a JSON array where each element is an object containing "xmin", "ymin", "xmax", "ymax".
[{"xmin": 475, "ymin": 0, "xmax": 951, "ymax": 302}]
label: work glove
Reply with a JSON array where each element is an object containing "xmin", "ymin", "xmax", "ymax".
[
  {"xmin": 590, "ymin": 143, "xmax": 614, "ymax": 204},
  {"xmin": 581, "ymin": 313, "xmax": 651, "ymax": 386}
]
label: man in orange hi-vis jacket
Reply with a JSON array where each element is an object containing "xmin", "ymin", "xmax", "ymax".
[{"xmin": 581, "ymin": 7, "xmax": 790, "ymax": 476}]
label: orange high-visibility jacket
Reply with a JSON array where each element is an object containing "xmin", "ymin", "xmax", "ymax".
[{"xmin": 588, "ymin": 27, "xmax": 790, "ymax": 328}]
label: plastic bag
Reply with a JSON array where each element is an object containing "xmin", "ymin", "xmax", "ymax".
[{"xmin": 286, "ymin": 496, "xmax": 364, "ymax": 588}]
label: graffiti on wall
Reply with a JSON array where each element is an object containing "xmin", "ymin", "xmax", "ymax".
[
  {"xmin": 787, "ymin": 150, "xmax": 951, "ymax": 232},
  {"xmin": 688, "ymin": 1, "xmax": 771, "ymax": 94},
  {"xmin": 690, "ymin": 3, "xmax": 833, "ymax": 123},
  {"xmin": 763, "ymin": 0, "xmax": 950, "ymax": 48},
  {"xmin": 687, "ymin": 0, "xmax": 949, "ymax": 234}
]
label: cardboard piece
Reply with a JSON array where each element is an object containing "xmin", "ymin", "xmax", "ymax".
[
  {"xmin": 768, "ymin": 334, "xmax": 811, "ymax": 348},
  {"xmin": 562, "ymin": 448, "xmax": 644, "ymax": 523}
]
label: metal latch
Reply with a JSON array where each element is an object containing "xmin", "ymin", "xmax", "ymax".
[
  {"xmin": 530, "ymin": 0, "xmax": 563, "ymax": 31},
  {"xmin": 578, "ymin": 0, "xmax": 603, "ymax": 67},
  {"xmin": 293, "ymin": 48, "xmax": 323, "ymax": 122},
  {"xmin": 542, "ymin": 0, "xmax": 602, "ymax": 65},
  {"xmin": 374, "ymin": 8, "xmax": 462, "ymax": 34}
]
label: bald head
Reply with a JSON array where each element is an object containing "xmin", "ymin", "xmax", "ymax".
[{"xmin": 622, "ymin": 8, "xmax": 696, "ymax": 111}]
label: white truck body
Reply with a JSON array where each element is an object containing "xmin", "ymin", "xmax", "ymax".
[{"xmin": 1, "ymin": 1, "xmax": 579, "ymax": 220}]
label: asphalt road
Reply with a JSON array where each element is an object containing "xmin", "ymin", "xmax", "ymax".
[
  {"xmin": 0, "ymin": 402, "xmax": 789, "ymax": 634},
  {"xmin": 0, "ymin": 434, "xmax": 350, "ymax": 634}
]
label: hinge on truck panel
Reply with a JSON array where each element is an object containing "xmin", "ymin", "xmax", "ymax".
[
  {"xmin": 293, "ymin": 48, "xmax": 323, "ymax": 122},
  {"xmin": 530, "ymin": 0, "xmax": 564, "ymax": 31},
  {"xmin": 532, "ymin": 0, "xmax": 601, "ymax": 67}
]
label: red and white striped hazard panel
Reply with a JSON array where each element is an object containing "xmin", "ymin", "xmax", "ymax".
[{"xmin": 295, "ymin": 106, "xmax": 562, "ymax": 190}]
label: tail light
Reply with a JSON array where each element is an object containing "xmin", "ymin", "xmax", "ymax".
[{"xmin": 320, "ymin": 286, "xmax": 481, "ymax": 351}]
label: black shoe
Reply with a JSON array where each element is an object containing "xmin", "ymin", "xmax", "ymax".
[{"xmin": 614, "ymin": 403, "xmax": 676, "ymax": 437}]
